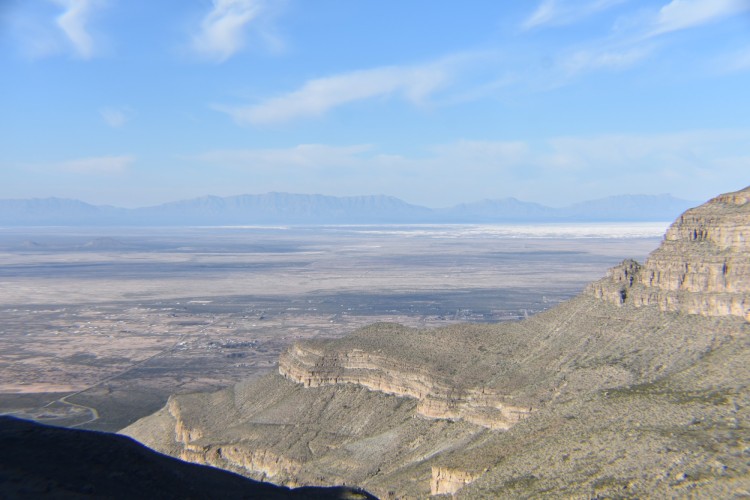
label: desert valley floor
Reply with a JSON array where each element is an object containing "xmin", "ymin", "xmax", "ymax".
[{"xmin": 0, "ymin": 223, "xmax": 664, "ymax": 432}]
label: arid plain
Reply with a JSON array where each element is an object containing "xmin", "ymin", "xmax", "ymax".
[{"xmin": 0, "ymin": 224, "xmax": 664, "ymax": 432}]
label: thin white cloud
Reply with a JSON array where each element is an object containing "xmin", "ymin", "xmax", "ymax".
[
  {"xmin": 722, "ymin": 46, "xmax": 750, "ymax": 73},
  {"xmin": 560, "ymin": 45, "xmax": 652, "ymax": 75},
  {"xmin": 521, "ymin": 0, "xmax": 750, "ymax": 37},
  {"xmin": 212, "ymin": 0, "xmax": 746, "ymax": 126},
  {"xmin": 193, "ymin": 141, "xmax": 530, "ymax": 173},
  {"xmin": 215, "ymin": 62, "xmax": 450, "ymax": 125},
  {"xmin": 524, "ymin": 0, "xmax": 558, "ymax": 29},
  {"xmin": 528, "ymin": 129, "xmax": 750, "ymax": 203},
  {"xmin": 57, "ymin": 155, "xmax": 134, "ymax": 173},
  {"xmin": 651, "ymin": 0, "xmax": 750, "ymax": 36},
  {"xmin": 191, "ymin": 0, "xmax": 264, "ymax": 62},
  {"xmin": 522, "ymin": 0, "xmax": 750, "ymax": 84},
  {"xmin": 53, "ymin": 0, "xmax": 102, "ymax": 59},
  {"xmin": 187, "ymin": 130, "xmax": 750, "ymax": 206},
  {"xmin": 6, "ymin": 9, "xmax": 61, "ymax": 59},
  {"xmin": 99, "ymin": 107, "xmax": 132, "ymax": 128},
  {"xmin": 430, "ymin": 140, "xmax": 529, "ymax": 170},
  {"xmin": 195, "ymin": 144, "xmax": 372, "ymax": 168},
  {"xmin": 532, "ymin": 0, "xmax": 749, "ymax": 81},
  {"xmin": 523, "ymin": 0, "xmax": 626, "ymax": 29},
  {"xmin": 6, "ymin": 0, "xmax": 106, "ymax": 59}
]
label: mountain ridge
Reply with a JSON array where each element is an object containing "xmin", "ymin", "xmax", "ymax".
[
  {"xmin": 123, "ymin": 185, "xmax": 750, "ymax": 498},
  {"xmin": 0, "ymin": 192, "xmax": 696, "ymax": 225}
]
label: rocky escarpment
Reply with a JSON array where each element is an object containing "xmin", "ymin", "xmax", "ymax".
[
  {"xmin": 279, "ymin": 344, "xmax": 530, "ymax": 430},
  {"xmin": 430, "ymin": 467, "xmax": 482, "ymax": 496},
  {"xmin": 588, "ymin": 185, "xmax": 750, "ymax": 320},
  {"xmin": 166, "ymin": 396, "xmax": 306, "ymax": 483},
  {"xmin": 124, "ymin": 186, "xmax": 750, "ymax": 498},
  {"xmin": 124, "ymin": 373, "xmax": 488, "ymax": 496}
]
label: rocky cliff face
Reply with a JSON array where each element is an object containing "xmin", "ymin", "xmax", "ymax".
[
  {"xmin": 124, "ymin": 186, "xmax": 750, "ymax": 499},
  {"xmin": 588, "ymin": 186, "xmax": 750, "ymax": 320},
  {"xmin": 279, "ymin": 344, "xmax": 530, "ymax": 430},
  {"xmin": 430, "ymin": 467, "xmax": 480, "ymax": 496}
]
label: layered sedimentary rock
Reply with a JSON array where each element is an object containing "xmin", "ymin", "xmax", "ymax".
[
  {"xmin": 125, "ymin": 372, "xmax": 488, "ymax": 495},
  {"xmin": 124, "ymin": 186, "xmax": 750, "ymax": 499},
  {"xmin": 279, "ymin": 344, "xmax": 530, "ymax": 430},
  {"xmin": 588, "ymin": 186, "xmax": 750, "ymax": 320},
  {"xmin": 430, "ymin": 467, "xmax": 480, "ymax": 496}
]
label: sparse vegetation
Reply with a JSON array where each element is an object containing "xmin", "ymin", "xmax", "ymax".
[{"xmin": 125, "ymin": 187, "xmax": 750, "ymax": 498}]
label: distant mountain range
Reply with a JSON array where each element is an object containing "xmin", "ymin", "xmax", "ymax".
[{"xmin": 0, "ymin": 192, "xmax": 698, "ymax": 226}]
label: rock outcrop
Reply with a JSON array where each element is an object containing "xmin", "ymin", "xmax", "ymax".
[
  {"xmin": 279, "ymin": 344, "xmax": 530, "ymax": 430},
  {"xmin": 430, "ymin": 467, "xmax": 481, "ymax": 496},
  {"xmin": 124, "ymin": 186, "xmax": 750, "ymax": 499},
  {"xmin": 588, "ymin": 185, "xmax": 750, "ymax": 320}
]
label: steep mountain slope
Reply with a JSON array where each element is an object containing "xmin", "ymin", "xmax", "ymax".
[{"xmin": 123, "ymin": 186, "xmax": 750, "ymax": 498}]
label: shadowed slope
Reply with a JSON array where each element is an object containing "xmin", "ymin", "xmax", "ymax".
[{"xmin": 0, "ymin": 416, "xmax": 376, "ymax": 499}]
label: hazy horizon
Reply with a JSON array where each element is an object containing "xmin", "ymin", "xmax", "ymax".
[
  {"xmin": 0, "ymin": 189, "xmax": 700, "ymax": 210},
  {"xmin": 2, "ymin": 1, "xmax": 749, "ymax": 208}
]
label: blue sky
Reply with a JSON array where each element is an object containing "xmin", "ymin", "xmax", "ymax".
[{"xmin": 1, "ymin": 0, "xmax": 749, "ymax": 208}]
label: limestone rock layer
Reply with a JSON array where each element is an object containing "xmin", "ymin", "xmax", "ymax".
[
  {"xmin": 278, "ymin": 344, "xmax": 530, "ymax": 430},
  {"xmin": 588, "ymin": 185, "xmax": 750, "ymax": 320}
]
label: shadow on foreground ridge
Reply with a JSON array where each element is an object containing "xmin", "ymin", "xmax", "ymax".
[{"xmin": 0, "ymin": 416, "xmax": 376, "ymax": 499}]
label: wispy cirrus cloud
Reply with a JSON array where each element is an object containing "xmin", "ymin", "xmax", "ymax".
[
  {"xmin": 57, "ymin": 155, "xmax": 134, "ymax": 173},
  {"xmin": 187, "ymin": 129, "xmax": 750, "ymax": 206},
  {"xmin": 530, "ymin": 129, "xmax": 750, "ymax": 202},
  {"xmin": 523, "ymin": 0, "xmax": 627, "ymax": 30},
  {"xmin": 99, "ymin": 106, "xmax": 133, "ymax": 128},
  {"xmin": 559, "ymin": 45, "xmax": 653, "ymax": 76},
  {"xmin": 523, "ymin": 0, "xmax": 557, "ymax": 29},
  {"xmin": 191, "ymin": 0, "xmax": 268, "ymax": 62},
  {"xmin": 6, "ymin": 0, "xmax": 106, "ymax": 59},
  {"xmin": 53, "ymin": 0, "xmax": 100, "ymax": 59},
  {"xmin": 210, "ymin": 1, "xmax": 747, "ymax": 126},
  {"xmin": 650, "ymin": 0, "xmax": 750, "ymax": 37},
  {"xmin": 194, "ymin": 144, "xmax": 373, "ymax": 168},
  {"xmin": 215, "ymin": 61, "xmax": 451, "ymax": 124},
  {"xmin": 722, "ymin": 46, "xmax": 750, "ymax": 73},
  {"xmin": 525, "ymin": 0, "xmax": 750, "ymax": 36},
  {"xmin": 527, "ymin": 0, "xmax": 749, "ymax": 81}
]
